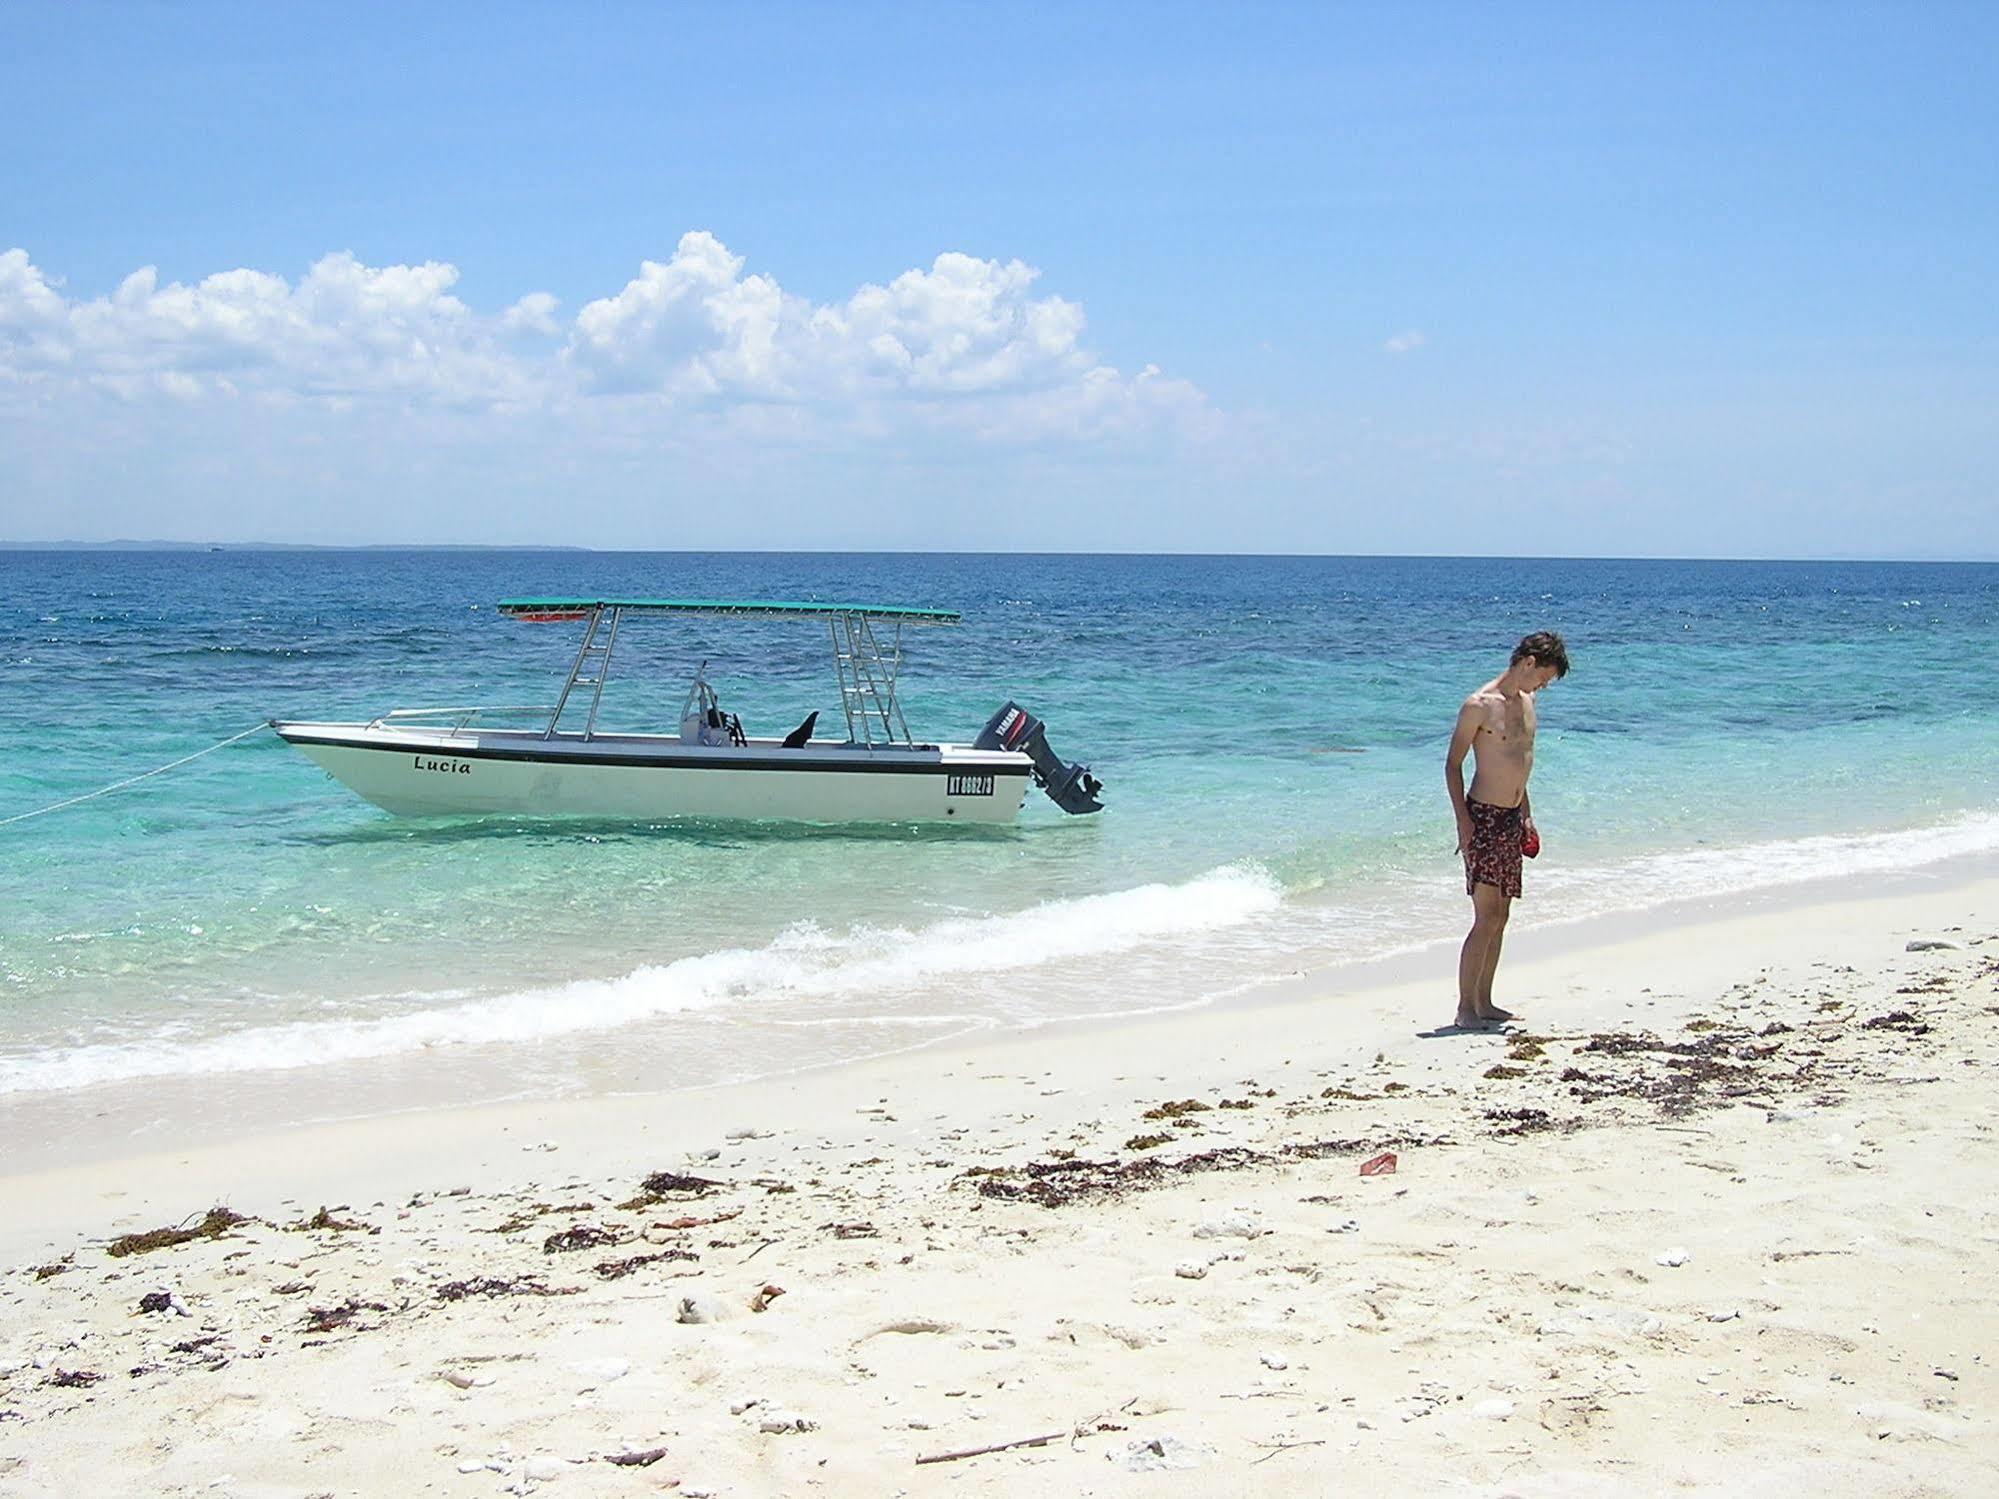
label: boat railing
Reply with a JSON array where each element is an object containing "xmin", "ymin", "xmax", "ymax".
[{"xmin": 367, "ymin": 705, "xmax": 560, "ymax": 735}]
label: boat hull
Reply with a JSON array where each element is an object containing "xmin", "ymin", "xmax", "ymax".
[{"xmin": 273, "ymin": 724, "xmax": 1035, "ymax": 825}]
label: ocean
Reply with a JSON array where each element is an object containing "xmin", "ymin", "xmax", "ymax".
[{"xmin": 3, "ymin": 550, "xmax": 1995, "ymax": 1147}]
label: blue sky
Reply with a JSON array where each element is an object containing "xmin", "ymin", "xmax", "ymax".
[{"xmin": 2, "ymin": 1, "xmax": 1993, "ymax": 556}]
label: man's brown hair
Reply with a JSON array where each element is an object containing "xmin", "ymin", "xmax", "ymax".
[{"xmin": 1512, "ymin": 630, "xmax": 1569, "ymax": 678}]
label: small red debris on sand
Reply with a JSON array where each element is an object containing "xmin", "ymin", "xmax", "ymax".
[
  {"xmin": 749, "ymin": 1283, "xmax": 786, "ymax": 1313},
  {"xmin": 1359, "ymin": 1152, "xmax": 1398, "ymax": 1177}
]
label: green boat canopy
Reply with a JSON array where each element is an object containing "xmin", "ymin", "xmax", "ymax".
[{"xmin": 497, "ymin": 597, "xmax": 961, "ymax": 624}]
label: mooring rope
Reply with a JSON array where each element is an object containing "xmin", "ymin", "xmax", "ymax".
[{"xmin": 0, "ymin": 721, "xmax": 275, "ymax": 829}]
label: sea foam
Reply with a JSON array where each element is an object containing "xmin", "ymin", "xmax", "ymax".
[{"xmin": 0, "ymin": 862, "xmax": 1283, "ymax": 1096}]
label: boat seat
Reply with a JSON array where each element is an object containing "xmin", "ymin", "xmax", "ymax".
[{"xmin": 781, "ymin": 710, "xmax": 820, "ymax": 749}]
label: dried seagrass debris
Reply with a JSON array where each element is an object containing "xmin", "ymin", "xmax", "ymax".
[
  {"xmin": 1483, "ymin": 1064, "xmax": 1529, "ymax": 1080},
  {"xmin": 1862, "ymin": 1010, "xmax": 1931, "ymax": 1034},
  {"xmin": 289, "ymin": 1207, "xmax": 377, "ymax": 1234},
  {"xmin": 303, "ymin": 1298, "xmax": 389, "ymax": 1334},
  {"xmin": 1124, "ymin": 1134, "xmax": 1172, "ymax": 1151},
  {"xmin": 44, "ymin": 1369, "xmax": 103, "ymax": 1388},
  {"xmin": 1561, "ymin": 1023, "xmax": 1820, "ymax": 1116},
  {"xmin": 822, "ymin": 1221, "xmax": 879, "ymax": 1239},
  {"xmin": 485, "ymin": 1200, "xmax": 596, "ymax": 1233},
  {"xmin": 592, "ymin": 1249, "xmax": 698, "ymax": 1281},
  {"xmin": 33, "ymin": 1258, "xmax": 73, "ymax": 1281},
  {"xmin": 973, "ymin": 1146, "xmax": 1267, "ymax": 1208},
  {"xmin": 1141, "ymin": 1099, "xmax": 1210, "ymax": 1120},
  {"xmin": 543, "ymin": 1224, "xmax": 626, "ymax": 1255},
  {"xmin": 1484, "ymin": 1107, "xmax": 1568, "ymax": 1137},
  {"xmin": 105, "ymin": 1206, "xmax": 251, "ymax": 1258},
  {"xmin": 435, "ymin": 1275, "xmax": 579, "ymax": 1302},
  {"xmin": 1282, "ymin": 1134, "xmax": 1436, "ymax": 1160},
  {"xmin": 617, "ymin": 1171, "xmax": 724, "ymax": 1210}
]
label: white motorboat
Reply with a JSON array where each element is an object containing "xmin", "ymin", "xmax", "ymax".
[{"xmin": 272, "ymin": 597, "xmax": 1104, "ymax": 825}]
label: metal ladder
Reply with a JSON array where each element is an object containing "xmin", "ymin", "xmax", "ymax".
[
  {"xmin": 829, "ymin": 613, "xmax": 909, "ymax": 746},
  {"xmin": 545, "ymin": 606, "xmax": 622, "ymax": 740}
]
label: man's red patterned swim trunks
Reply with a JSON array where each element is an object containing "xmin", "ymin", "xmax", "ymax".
[{"xmin": 1464, "ymin": 796, "xmax": 1524, "ymax": 899}]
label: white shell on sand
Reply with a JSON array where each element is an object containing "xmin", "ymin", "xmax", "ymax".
[
  {"xmin": 1656, "ymin": 1247, "xmax": 1691, "ymax": 1267},
  {"xmin": 1192, "ymin": 1213, "xmax": 1266, "ymax": 1239},
  {"xmin": 678, "ymin": 1294, "xmax": 732, "ymax": 1324},
  {"xmin": 1114, "ymin": 1435, "xmax": 1209, "ymax": 1471},
  {"xmin": 1174, "ymin": 1261, "xmax": 1208, "ymax": 1280}
]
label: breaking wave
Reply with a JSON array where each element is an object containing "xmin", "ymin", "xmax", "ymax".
[{"xmin": 0, "ymin": 863, "xmax": 1284, "ymax": 1096}]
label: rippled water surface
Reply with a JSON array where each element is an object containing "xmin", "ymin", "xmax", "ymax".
[{"xmin": 2, "ymin": 550, "xmax": 1994, "ymax": 1113}]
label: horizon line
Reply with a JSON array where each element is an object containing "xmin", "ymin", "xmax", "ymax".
[{"xmin": 0, "ymin": 540, "xmax": 1993, "ymax": 566}]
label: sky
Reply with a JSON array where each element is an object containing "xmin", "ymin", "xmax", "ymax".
[{"xmin": 1, "ymin": 1, "xmax": 1994, "ymax": 557}]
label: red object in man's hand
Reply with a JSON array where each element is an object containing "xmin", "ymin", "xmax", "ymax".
[{"xmin": 1521, "ymin": 825, "xmax": 1541, "ymax": 859}]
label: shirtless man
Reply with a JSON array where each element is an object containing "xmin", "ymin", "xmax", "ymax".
[{"xmin": 1444, "ymin": 631, "xmax": 1569, "ymax": 1029}]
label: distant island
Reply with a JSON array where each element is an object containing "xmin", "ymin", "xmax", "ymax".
[{"xmin": 0, "ymin": 541, "xmax": 595, "ymax": 551}]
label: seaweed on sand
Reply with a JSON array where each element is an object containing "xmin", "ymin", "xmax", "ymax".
[
  {"xmin": 302, "ymin": 1298, "xmax": 388, "ymax": 1334},
  {"xmin": 106, "ymin": 1207, "xmax": 251, "ymax": 1258},
  {"xmin": 289, "ymin": 1207, "xmax": 377, "ymax": 1234},
  {"xmin": 1862, "ymin": 1010, "xmax": 1932, "ymax": 1034},
  {"xmin": 972, "ymin": 1132, "xmax": 1441, "ymax": 1209},
  {"xmin": 1484, "ymin": 1107, "xmax": 1567, "ymax": 1137},
  {"xmin": 1568, "ymin": 1025, "xmax": 1798, "ymax": 1117},
  {"xmin": 618, "ymin": 1171, "xmax": 725, "ymax": 1210},
  {"xmin": 593, "ymin": 1249, "xmax": 698, "ymax": 1281},
  {"xmin": 435, "ymin": 1275, "xmax": 580, "ymax": 1302},
  {"xmin": 543, "ymin": 1224, "xmax": 626, "ymax": 1255},
  {"xmin": 1141, "ymin": 1099, "xmax": 1210, "ymax": 1120}
]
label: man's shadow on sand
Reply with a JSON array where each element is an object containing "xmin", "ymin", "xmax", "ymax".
[{"xmin": 1414, "ymin": 1021, "xmax": 1522, "ymax": 1039}]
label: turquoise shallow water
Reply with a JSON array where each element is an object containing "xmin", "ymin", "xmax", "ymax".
[{"xmin": 1, "ymin": 551, "xmax": 1995, "ymax": 1123}]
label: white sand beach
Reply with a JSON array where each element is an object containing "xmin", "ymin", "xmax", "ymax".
[{"xmin": 4, "ymin": 872, "xmax": 1996, "ymax": 1498}]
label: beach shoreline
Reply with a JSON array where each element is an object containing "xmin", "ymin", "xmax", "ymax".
[
  {"xmin": 3, "ymin": 842, "xmax": 1994, "ymax": 1193},
  {"xmin": 4, "ymin": 864, "xmax": 1995, "ymax": 1494}
]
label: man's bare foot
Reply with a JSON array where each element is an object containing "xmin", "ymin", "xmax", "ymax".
[
  {"xmin": 1453, "ymin": 1008, "xmax": 1496, "ymax": 1030},
  {"xmin": 1475, "ymin": 1005, "xmax": 1521, "ymax": 1024}
]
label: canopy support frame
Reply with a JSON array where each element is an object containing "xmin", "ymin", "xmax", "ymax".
[
  {"xmin": 830, "ymin": 611, "xmax": 911, "ymax": 746},
  {"xmin": 545, "ymin": 605, "xmax": 623, "ymax": 740}
]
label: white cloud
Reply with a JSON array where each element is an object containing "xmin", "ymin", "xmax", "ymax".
[
  {"xmin": 499, "ymin": 291, "xmax": 561, "ymax": 337},
  {"xmin": 0, "ymin": 236, "xmax": 1210, "ymax": 445},
  {"xmin": 1383, "ymin": 329, "xmax": 1426, "ymax": 355}
]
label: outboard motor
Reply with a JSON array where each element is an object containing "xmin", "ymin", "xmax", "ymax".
[{"xmin": 975, "ymin": 702, "xmax": 1105, "ymax": 815}]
